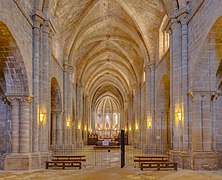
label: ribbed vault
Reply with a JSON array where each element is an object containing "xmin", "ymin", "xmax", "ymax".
[{"xmin": 43, "ymin": 0, "xmax": 174, "ymax": 129}]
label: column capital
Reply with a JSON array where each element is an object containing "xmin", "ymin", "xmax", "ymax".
[
  {"xmin": 177, "ymin": 9, "xmax": 189, "ymax": 24},
  {"xmin": 19, "ymin": 96, "xmax": 33, "ymax": 105},
  {"xmin": 42, "ymin": 20, "xmax": 56, "ymax": 37},
  {"xmin": 188, "ymin": 90, "xmax": 219, "ymax": 101},
  {"xmin": 63, "ymin": 63, "xmax": 74, "ymax": 72},
  {"xmin": 77, "ymin": 82, "xmax": 83, "ymax": 89},
  {"xmin": 32, "ymin": 12, "xmax": 44, "ymax": 29},
  {"xmin": 148, "ymin": 63, "xmax": 155, "ymax": 70},
  {"xmin": 4, "ymin": 96, "xmax": 20, "ymax": 105},
  {"xmin": 166, "ymin": 17, "xmax": 180, "ymax": 33}
]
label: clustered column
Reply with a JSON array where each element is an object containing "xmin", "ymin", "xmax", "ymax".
[
  {"xmin": 7, "ymin": 96, "xmax": 32, "ymax": 153},
  {"xmin": 8, "ymin": 97, "xmax": 20, "ymax": 153},
  {"xmin": 19, "ymin": 97, "xmax": 32, "ymax": 153},
  {"xmin": 39, "ymin": 20, "xmax": 54, "ymax": 152},
  {"xmin": 32, "ymin": 13, "xmax": 43, "ymax": 153},
  {"xmin": 179, "ymin": 12, "xmax": 190, "ymax": 152},
  {"xmin": 168, "ymin": 18, "xmax": 181, "ymax": 151}
]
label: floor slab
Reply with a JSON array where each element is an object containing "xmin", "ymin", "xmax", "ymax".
[{"xmin": 0, "ymin": 167, "xmax": 222, "ymax": 180}]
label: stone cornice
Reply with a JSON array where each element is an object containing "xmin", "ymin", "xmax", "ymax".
[
  {"xmin": 166, "ymin": 8, "xmax": 189, "ymax": 32},
  {"xmin": 32, "ymin": 11, "xmax": 45, "ymax": 29},
  {"xmin": 63, "ymin": 63, "xmax": 74, "ymax": 73},
  {"xmin": 42, "ymin": 20, "xmax": 56, "ymax": 38},
  {"xmin": 188, "ymin": 90, "xmax": 220, "ymax": 100},
  {"xmin": 3, "ymin": 95, "xmax": 33, "ymax": 105}
]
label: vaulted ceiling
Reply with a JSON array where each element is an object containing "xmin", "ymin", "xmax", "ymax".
[{"xmin": 41, "ymin": 0, "xmax": 180, "ymax": 110}]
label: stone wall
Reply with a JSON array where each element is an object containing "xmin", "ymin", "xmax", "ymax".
[
  {"xmin": 188, "ymin": 0, "xmax": 222, "ymax": 80},
  {"xmin": 0, "ymin": 98, "xmax": 10, "ymax": 156},
  {"xmin": 0, "ymin": 0, "xmax": 33, "ymax": 94}
]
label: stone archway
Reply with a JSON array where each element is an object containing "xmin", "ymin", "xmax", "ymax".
[
  {"xmin": 50, "ymin": 78, "xmax": 62, "ymax": 146},
  {"xmin": 156, "ymin": 75, "xmax": 170, "ymax": 152},
  {"xmin": 189, "ymin": 16, "xmax": 222, "ymax": 170},
  {"xmin": 0, "ymin": 21, "xmax": 31, "ymax": 170}
]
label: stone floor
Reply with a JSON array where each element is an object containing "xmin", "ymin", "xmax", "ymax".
[
  {"xmin": 0, "ymin": 167, "xmax": 222, "ymax": 180},
  {"xmin": 1, "ymin": 146, "xmax": 222, "ymax": 179}
]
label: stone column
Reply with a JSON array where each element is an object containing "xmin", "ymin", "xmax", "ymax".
[
  {"xmin": 138, "ymin": 84, "xmax": 143, "ymax": 147},
  {"xmin": 149, "ymin": 64, "xmax": 155, "ymax": 130},
  {"xmin": 179, "ymin": 12, "xmax": 190, "ymax": 152},
  {"xmin": 7, "ymin": 97, "xmax": 20, "ymax": 153},
  {"xmin": 190, "ymin": 91, "xmax": 219, "ymax": 170},
  {"xmin": 91, "ymin": 104, "xmax": 95, "ymax": 130},
  {"xmin": 19, "ymin": 97, "xmax": 32, "ymax": 153},
  {"xmin": 145, "ymin": 65, "xmax": 151, "ymax": 148},
  {"xmin": 63, "ymin": 63, "xmax": 74, "ymax": 145},
  {"xmin": 151, "ymin": 64, "xmax": 156, "ymax": 150},
  {"xmin": 68, "ymin": 66, "xmax": 74, "ymax": 145},
  {"xmin": 169, "ymin": 18, "xmax": 181, "ymax": 151},
  {"xmin": 128, "ymin": 93, "xmax": 133, "ymax": 144},
  {"xmin": 32, "ymin": 13, "xmax": 43, "ymax": 153},
  {"xmin": 62, "ymin": 58, "xmax": 68, "ymax": 144},
  {"xmin": 132, "ymin": 85, "xmax": 137, "ymax": 145},
  {"xmin": 76, "ymin": 83, "xmax": 83, "ymax": 146},
  {"xmin": 82, "ymin": 95, "xmax": 88, "ymax": 143},
  {"xmin": 167, "ymin": 17, "xmax": 184, "ymax": 167},
  {"xmin": 40, "ymin": 20, "xmax": 53, "ymax": 152}
]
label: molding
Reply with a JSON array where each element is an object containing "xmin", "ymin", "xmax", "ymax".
[
  {"xmin": 187, "ymin": 0, "xmax": 205, "ymax": 24},
  {"xmin": 13, "ymin": 0, "xmax": 33, "ymax": 27},
  {"xmin": 52, "ymin": 55, "xmax": 63, "ymax": 72}
]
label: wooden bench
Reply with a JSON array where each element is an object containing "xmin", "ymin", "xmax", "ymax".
[
  {"xmin": 134, "ymin": 156, "xmax": 168, "ymax": 166},
  {"xmin": 94, "ymin": 146, "xmax": 120, "ymax": 150},
  {"xmin": 46, "ymin": 155, "xmax": 86, "ymax": 170},
  {"xmin": 140, "ymin": 162, "xmax": 177, "ymax": 171},
  {"xmin": 52, "ymin": 155, "xmax": 86, "ymax": 162},
  {"xmin": 46, "ymin": 161, "xmax": 82, "ymax": 169}
]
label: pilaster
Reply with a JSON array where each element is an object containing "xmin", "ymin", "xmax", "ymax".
[{"xmin": 32, "ymin": 13, "xmax": 44, "ymax": 153}]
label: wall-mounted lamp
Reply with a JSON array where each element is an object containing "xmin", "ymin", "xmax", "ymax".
[
  {"xmin": 148, "ymin": 121, "xmax": 152, "ymax": 128},
  {"xmin": 135, "ymin": 124, "xmax": 139, "ymax": 130},
  {"xmin": 177, "ymin": 112, "xmax": 182, "ymax": 121},
  {"xmin": 129, "ymin": 127, "xmax": 132, "ymax": 131},
  {"xmin": 84, "ymin": 126, "xmax": 87, "ymax": 131},
  {"xmin": 78, "ymin": 125, "xmax": 81, "ymax": 130},
  {"xmin": 66, "ymin": 121, "xmax": 70, "ymax": 128},
  {"xmin": 39, "ymin": 113, "xmax": 44, "ymax": 123}
]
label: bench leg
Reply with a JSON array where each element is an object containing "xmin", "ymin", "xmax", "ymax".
[
  {"xmin": 46, "ymin": 163, "xmax": 48, "ymax": 169},
  {"xmin": 157, "ymin": 164, "xmax": 160, "ymax": 170},
  {"xmin": 175, "ymin": 165, "xmax": 177, "ymax": 171}
]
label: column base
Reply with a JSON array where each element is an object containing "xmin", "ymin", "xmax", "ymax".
[
  {"xmin": 169, "ymin": 150, "xmax": 192, "ymax": 169},
  {"xmin": 0, "ymin": 153, "xmax": 7, "ymax": 170},
  {"xmin": 191, "ymin": 151, "xmax": 219, "ymax": 170},
  {"xmin": 76, "ymin": 142, "xmax": 83, "ymax": 148},
  {"xmin": 4, "ymin": 153, "xmax": 32, "ymax": 170},
  {"xmin": 39, "ymin": 152, "xmax": 51, "ymax": 169},
  {"xmin": 30, "ymin": 153, "xmax": 41, "ymax": 169},
  {"xmin": 170, "ymin": 150, "xmax": 219, "ymax": 170},
  {"xmin": 1, "ymin": 152, "xmax": 51, "ymax": 170}
]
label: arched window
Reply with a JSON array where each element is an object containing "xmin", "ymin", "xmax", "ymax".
[
  {"xmin": 159, "ymin": 15, "xmax": 169, "ymax": 59},
  {"xmin": 105, "ymin": 114, "xmax": 110, "ymax": 129}
]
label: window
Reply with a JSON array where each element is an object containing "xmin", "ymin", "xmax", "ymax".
[{"xmin": 159, "ymin": 15, "xmax": 169, "ymax": 59}]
